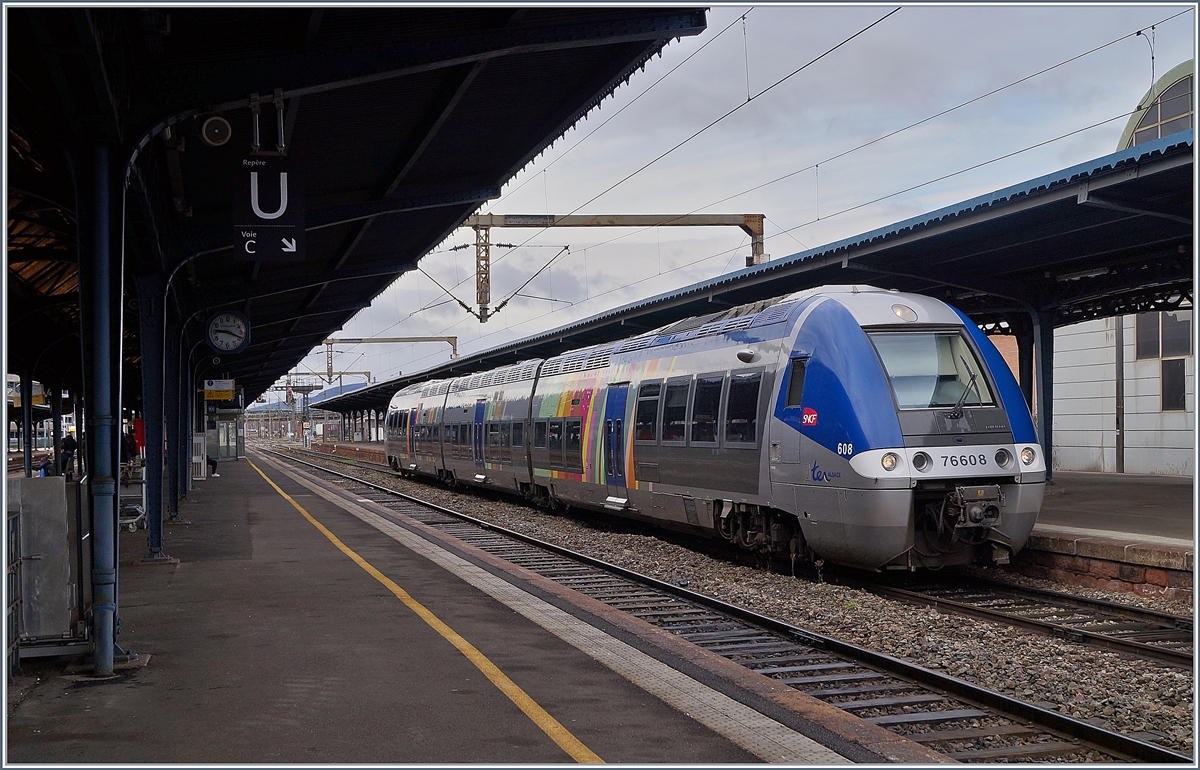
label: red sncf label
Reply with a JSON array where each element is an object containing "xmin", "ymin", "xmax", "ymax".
[{"xmin": 801, "ymin": 407, "xmax": 818, "ymax": 426}]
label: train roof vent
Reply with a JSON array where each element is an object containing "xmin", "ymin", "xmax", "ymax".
[
  {"xmin": 751, "ymin": 300, "xmax": 799, "ymax": 327},
  {"xmin": 562, "ymin": 358, "xmax": 584, "ymax": 373},
  {"xmin": 721, "ymin": 314, "xmax": 757, "ymax": 333},
  {"xmin": 584, "ymin": 353, "xmax": 611, "ymax": 370},
  {"xmin": 615, "ymin": 335, "xmax": 655, "ymax": 353},
  {"xmin": 540, "ymin": 360, "xmax": 563, "ymax": 377}
]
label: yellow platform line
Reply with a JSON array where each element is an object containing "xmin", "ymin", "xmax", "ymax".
[{"xmin": 248, "ymin": 460, "xmax": 603, "ymax": 764}]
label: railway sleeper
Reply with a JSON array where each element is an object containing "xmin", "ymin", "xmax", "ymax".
[
  {"xmin": 947, "ymin": 741, "xmax": 1084, "ymax": 761},
  {"xmin": 808, "ymin": 682, "xmax": 925, "ymax": 698},
  {"xmin": 906, "ymin": 724, "xmax": 1040, "ymax": 743},
  {"xmin": 833, "ymin": 694, "xmax": 948, "ymax": 711},
  {"xmin": 868, "ymin": 708, "xmax": 989, "ymax": 726}
]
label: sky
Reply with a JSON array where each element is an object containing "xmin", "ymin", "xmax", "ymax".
[{"xmin": 284, "ymin": 3, "xmax": 1196, "ymax": 396}]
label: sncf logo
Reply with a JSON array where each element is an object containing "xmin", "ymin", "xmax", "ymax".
[{"xmin": 801, "ymin": 407, "xmax": 818, "ymax": 426}]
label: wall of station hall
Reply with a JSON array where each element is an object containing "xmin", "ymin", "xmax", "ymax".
[{"xmin": 1050, "ymin": 313, "xmax": 1193, "ymax": 477}]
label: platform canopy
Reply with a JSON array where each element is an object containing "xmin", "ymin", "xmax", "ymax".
[
  {"xmin": 6, "ymin": 7, "xmax": 708, "ymax": 405},
  {"xmin": 322, "ymin": 131, "xmax": 1193, "ymax": 416}
]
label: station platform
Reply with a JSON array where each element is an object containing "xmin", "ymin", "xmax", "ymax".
[{"xmin": 7, "ymin": 449, "xmax": 945, "ymax": 764}]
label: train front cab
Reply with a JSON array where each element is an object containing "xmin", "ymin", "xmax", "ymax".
[
  {"xmin": 768, "ymin": 288, "xmax": 1045, "ymax": 571},
  {"xmin": 384, "ymin": 380, "xmax": 448, "ymax": 480}
]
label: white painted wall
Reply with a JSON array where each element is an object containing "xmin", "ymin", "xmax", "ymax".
[{"xmin": 1051, "ymin": 316, "xmax": 1193, "ymax": 476}]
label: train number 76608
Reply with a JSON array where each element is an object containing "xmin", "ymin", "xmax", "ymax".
[{"xmin": 942, "ymin": 453, "xmax": 988, "ymax": 467}]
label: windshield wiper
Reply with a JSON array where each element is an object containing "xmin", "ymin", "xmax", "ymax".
[{"xmin": 946, "ymin": 356, "xmax": 979, "ymax": 420}]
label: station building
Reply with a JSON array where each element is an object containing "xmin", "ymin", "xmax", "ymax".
[{"xmin": 1049, "ymin": 61, "xmax": 1193, "ymax": 476}]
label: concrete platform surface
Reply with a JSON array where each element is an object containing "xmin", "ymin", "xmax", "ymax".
[
  {"xmin": 1036, "ymin": 470, "xmax": 1193, "ymax": 543},
  {"xmin": 7, "ymin": 450, "xmax": 931, "ymax": 764}
]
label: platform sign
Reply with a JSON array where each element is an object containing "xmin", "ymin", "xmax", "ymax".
[
  {"xmin": 233, "ymin": 156, "xmax": 305, "ymax": 261},
  {"xmin": 204, "ymin": 379, "xmax": 235, "ymax": 401}
]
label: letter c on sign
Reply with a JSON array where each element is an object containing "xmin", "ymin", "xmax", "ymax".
[{"xmin": 244, "ymin": 240, "xmax": 256, "ymax": 254}]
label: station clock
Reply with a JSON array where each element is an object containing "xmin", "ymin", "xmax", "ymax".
[{"xmin": 206, "ymin": 311, "xmax": 250, "ymax": 354}]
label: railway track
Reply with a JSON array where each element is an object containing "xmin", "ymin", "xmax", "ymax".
[
  {"xmin": 262, "ymin": 446, "xmax": 1190, "ymax": 763},
  {"xmin": 279, "ymin": 444, "xmax": 1193, "ymax": 670},
  {"xmin": 841, "ymin": 576, "xmax": 1193, "ymax": 669}
]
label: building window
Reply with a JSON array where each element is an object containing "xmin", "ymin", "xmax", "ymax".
[
  {"xmin": 1135, "ymin": 310, "xmax": 1192, "ymax": 412},
  {"xmin": 1162, "ymin": 359, "xmax": 1187, "ymax": 411},
  {"xmin": 1129, "ymin": 75, "xmax": 1193, "ymax": 147},
  {"xmin": 1137, "ymin": 310, "xmax": 1193, "ymax": 360}
]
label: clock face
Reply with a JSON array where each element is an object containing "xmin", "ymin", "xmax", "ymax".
[{"xmin": 207, "ymin": 312, "xmax": 249, "ymax": 353}]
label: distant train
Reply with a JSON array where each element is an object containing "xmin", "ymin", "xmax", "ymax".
[{"xmin": 384, "ymin": 285, "xmax": 1045, "ymax": 571}]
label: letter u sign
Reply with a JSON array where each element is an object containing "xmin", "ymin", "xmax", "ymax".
[{"xmin": 250, "ymin": 171, "xmax": 288, "ymax": 219}]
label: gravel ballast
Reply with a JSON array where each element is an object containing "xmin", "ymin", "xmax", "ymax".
[{"xmin": 280, "ymin": 450, "xmax": 1195, "ymax": 756}]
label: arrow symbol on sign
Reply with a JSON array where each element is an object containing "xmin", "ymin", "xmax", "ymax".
[{"xmin": 281, "ymin": 238, "xmax": 297, "ymax": 252}]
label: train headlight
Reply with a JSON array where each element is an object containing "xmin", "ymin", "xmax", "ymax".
[
  {"xmin": 881, "ymin": 452, "xmax": 900, "ymax": 471},
  {"xmin": 912, "ymin": 452, "xmax": 931, "ymax": 472},
  {"xmin": 1020, "ymin": 447, "xmax": 1037, "ymax": 466},
  {"xmin": 994, "ymin": 449, "xmax": 1012, "ymax": 468}
]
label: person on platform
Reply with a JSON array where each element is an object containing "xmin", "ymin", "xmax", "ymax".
[
  {"xmin": 120, "ymin": 428, "xmax": 137, "ymax": 464},
  {"xmin": 207, "ymin": 455, "xmax": 220, "ymax": 478},
  {"xmin": 60, "ymin": 433, "xmax": 77, "ymax": 479}
]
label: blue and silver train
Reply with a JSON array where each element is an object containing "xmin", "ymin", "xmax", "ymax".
[{"xmin": 384, "ymin": 285, "xmax": 1045, "ymax": 571}]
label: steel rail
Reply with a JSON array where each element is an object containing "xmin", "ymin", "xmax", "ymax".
[
  {"xmin": 844, "ymin": 578, "xmax": 1192, "ymax": 669},
  {"xmin": 260, "ymin": 445, "xmax": 1191, "ymax": 764}
]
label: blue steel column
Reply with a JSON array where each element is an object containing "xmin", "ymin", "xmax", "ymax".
[
  {"xmin": 74, "ymin": 395, "xmax": 85, "ymax": 478},
  {"xmin": 21, "ymin": 371, "xmax": 33, "ymax": 476},
  {"xmin": 136, "ymin": 275, "xmax": 168, "ymax": 557},
  {"xmin": 1033, "ymin": 310, "xmax": 1055, "ymax": 483},
  {"xmin": 88, "ymin": 145, "xmax": 118, "ymax": 676},
  {"xmin": 165, "ymin": 323, "xmax": 181, "ymax": 518},
  {"xmin": 51, "ymin": 384, "xmax": 62, "ymax": 475}
]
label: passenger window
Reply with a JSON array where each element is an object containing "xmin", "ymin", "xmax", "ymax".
[
  {"xmin": 565, "ymin": 419, "xmax": 582, "ymax": 471},
  {"xmin": 512, "ymin": 421, "xmax": 524, "ymax": 449},
  {"xmin": 785, "ymin": 359, "xmax": 807, "ymax": 408},
  {"xmin": 534, "ymin": 420, "xmax": 548, "ymax": 449},
  {"xmin": 614, "ymin": 418, "xmax": 624, "ymax": 477},
  {"xmin": 661, "ymin": 379, "xmax": 690, "ymax": 443},
  {"xmin": 690, "ymin": 375, "xmax": 723, "ymax": 444},
  {"xmin": 634, "ymin": 381, "xmax": 661, "ymax": 443},
  {"xmin": 725, "ymin": 371, "xmax": 762, "ymax": 446},
  {"xmin": 548, "ymin": 420, "xmax": 564, "ymax": 468},
  {"xmin": 501, "ymin": 422, "xmax": 512, "ymax": 463}
]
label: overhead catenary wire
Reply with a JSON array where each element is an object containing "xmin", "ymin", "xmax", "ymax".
[
  {"xmin": 441, "ymin": 7, "xmax": 899, "ymax": 308},
  {"xmin": 316, "ymin": 8, "xmax": 1191, "ymax": 379},
  {"xmin": 486, "ymin": 9, "xmax": 755, "ymax": 210},
  {"xmin": 390, "ymin": 104, "xmax": 1149, "ymax": 376}
]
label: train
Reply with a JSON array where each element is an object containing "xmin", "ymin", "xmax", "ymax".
[{"xmin": 383, "ymin": 285, "xmax": 1046, "ymax": 571}]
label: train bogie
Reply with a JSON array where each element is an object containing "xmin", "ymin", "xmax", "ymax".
[{"xmin": 383, "ymin": 285, "xmax": 1045, "ymax": 572}]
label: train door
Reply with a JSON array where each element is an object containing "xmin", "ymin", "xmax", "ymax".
[
  {"xmin": 770, "ymin": 357, "xmax": 809, "ymax": 483},
  {"xmin": 603, "ymin": 383, "xmax": 629, "ymax": 499},
  {"xmin": 473, "ymin": 400, "xmax": 486, "ymax": 469}
]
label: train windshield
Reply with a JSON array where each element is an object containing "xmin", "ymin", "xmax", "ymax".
[{"xmin": 868, "ymin": 332, "xmax": 995, "ymax": 410}]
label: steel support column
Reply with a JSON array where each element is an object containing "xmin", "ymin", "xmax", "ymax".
[
  {"xmin": 21, "ymin": 370, "xmax": 33, "ymax": 476},
  {"xmin": 86, "ymin": 145, "xmax": 119, "ymax": 676},
  {"xmin": 165, "ymin": 323, "xmax": 181, "ymax": 517},
  {"xmin": 136, "ymin": 275, "xmax": 168, "ymax": 557},
  {"xmin": 1033, "ymin": 310, "xmax": 1055, "ymax": 483},
  {"xmin": 74, "ymin": 395, "xmax": 85, "ymax": 478},
  {"xmin": 1114, "ymin": 315, "xmax": 1125, "ymax": 474},
  {"xmin": 51, "ymin": 384, "xmax": 62, "ymax": 475}
]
